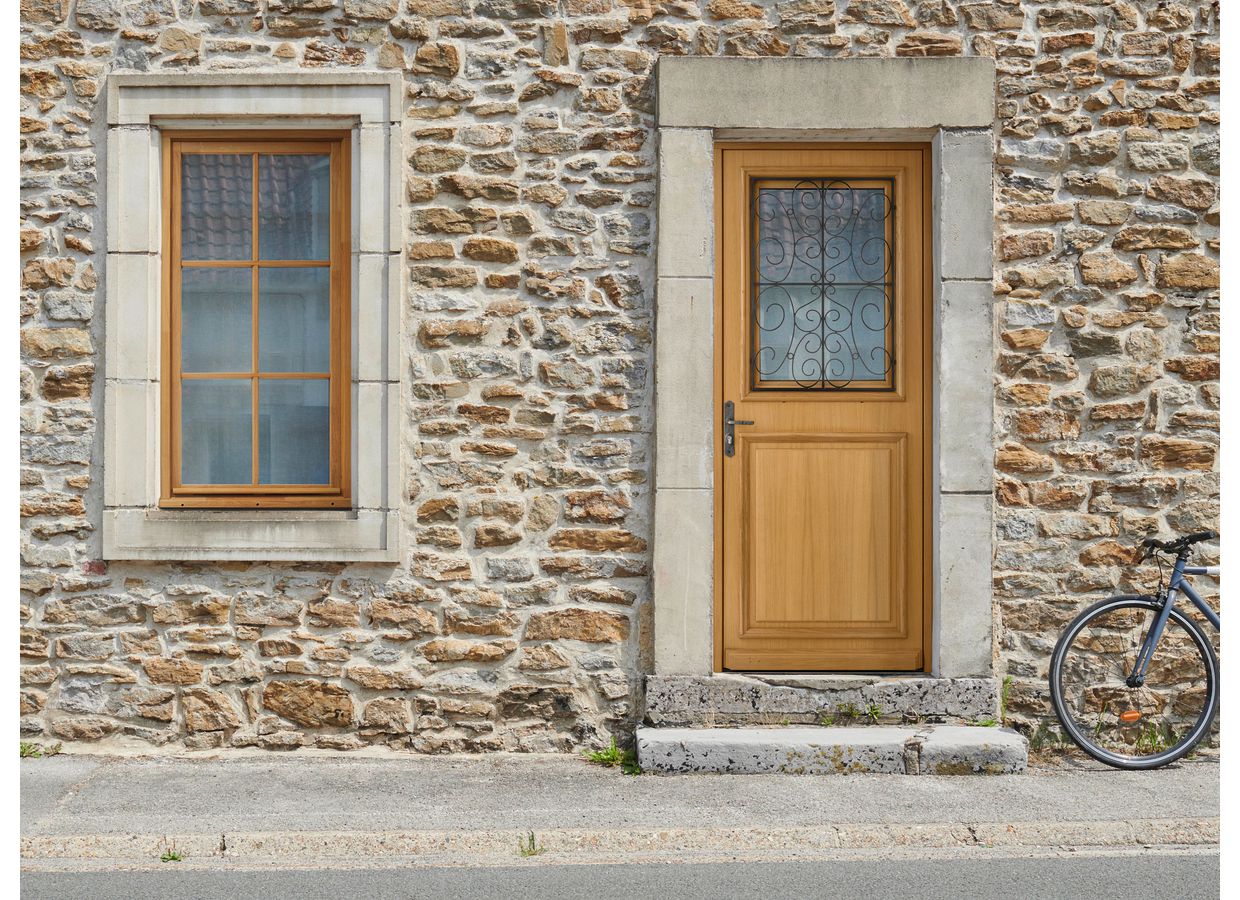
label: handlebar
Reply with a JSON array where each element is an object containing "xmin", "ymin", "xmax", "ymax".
[{"xmin": 1140, "ymin": 530, "xmax": 1219, "ymax": 560}]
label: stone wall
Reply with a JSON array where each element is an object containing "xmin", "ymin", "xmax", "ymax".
[{"xmin": 20, "ymin": 0, "xmax": 1220, "ymax": 749}]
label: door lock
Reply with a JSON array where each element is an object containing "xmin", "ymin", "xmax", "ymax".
[{"xmin": 723, "ymin": 401, "xmax": 754, "ymax": 457}]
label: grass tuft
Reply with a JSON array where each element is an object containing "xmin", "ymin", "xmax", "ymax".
[
  {"xmin": 584, "ymin": 736, "xmax": 642, "ymax": 775},
  {"xmin": 517, "ymin": 831, "xmax": 545, "ymax": 858}
]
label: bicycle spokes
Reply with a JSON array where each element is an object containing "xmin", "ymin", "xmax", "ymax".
[{"xmin": 1055, "ymin": 603, "xmax": 1214, "ymax": 763}]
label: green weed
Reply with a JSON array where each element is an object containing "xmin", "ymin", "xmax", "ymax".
[
  {"xmin": 864, "ymin": 703, "xmax": 883, "ymax": 724},
  {"xmin": 517, "ymin": 831, "xmax": 545, "ymax": 858},
  {"xmin": 999, "ymin": 676, "xmax": 1013, "ymax": 724},
  {"xmin": 584, "ymin": 736, "xmax": 641, "ymax": 775}
]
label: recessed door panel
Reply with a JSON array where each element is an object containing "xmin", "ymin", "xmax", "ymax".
[{"xmin": 744, "ymin": 435, "xmax": 906, "ymax": 637}]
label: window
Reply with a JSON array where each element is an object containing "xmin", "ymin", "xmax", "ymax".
[
  {"xmin": 160, "ymin": 131, "xmax": 351, "ymax": 508},
  {"xmin": 752, "ymin": 178, "xmax": 895, "ymax": 391}
]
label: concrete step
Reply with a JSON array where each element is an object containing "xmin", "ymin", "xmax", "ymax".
[
  {"xmin": 636, "ymin": 725, "xmax": 1028, "ymax": 775},
  {"xmin": 645, "ymin": 674, "xmax": 1001, "ymax": 727}
]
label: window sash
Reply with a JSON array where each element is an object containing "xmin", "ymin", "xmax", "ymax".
[{"xmin": 160, "ymin": 131, "xmax": 351, "ymax": 509}]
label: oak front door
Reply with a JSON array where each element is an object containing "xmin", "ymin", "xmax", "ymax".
[{"xmin": 718, "ymin": 145, "xmax": 931, "ymax": 672}]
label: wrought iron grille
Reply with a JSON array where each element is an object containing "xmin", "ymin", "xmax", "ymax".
[{"xmin": 751, "ymin": 178, "xmax": 895, "ymax": 391}]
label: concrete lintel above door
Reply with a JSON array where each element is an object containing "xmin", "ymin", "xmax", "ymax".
[{"xmin": 652, "ymin": 57, "xmax": 996, "ymax": 679}]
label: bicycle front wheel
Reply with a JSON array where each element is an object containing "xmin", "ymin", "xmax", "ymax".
[{"xmin": 1049, "ymin": 595, "xmax": 1218, "ymax": 770}]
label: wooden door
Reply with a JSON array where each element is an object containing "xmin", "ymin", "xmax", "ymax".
[{"xmin": 717, "ymin": 145, "xmax": 931, "ymax": 672}]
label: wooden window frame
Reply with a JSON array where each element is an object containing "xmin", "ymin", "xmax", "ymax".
[{"xmin": 159, "ymin": 130, "xmax": 352, "ymax": 509}]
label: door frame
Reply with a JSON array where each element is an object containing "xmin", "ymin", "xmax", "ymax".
[
  {"xmin": 713, "ymin": 142, "xmax": 934, "ymax": 673},
  {"xmin": 650, "ymin": 57, "xmax": 998, "ymax": 679}
]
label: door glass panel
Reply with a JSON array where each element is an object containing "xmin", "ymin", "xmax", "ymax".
[
  {"xmin": 182, "ymin": 379, "xmax": 251, "ymax": 484},
  {"xmin": 259, "ymin": 154, "xmax": 331, "ymax": 261},
  {"xmin": 258, "ymin": 379, "xmax": 331, "ymax": 485},
  {"xmin": 258, "ymin": 267, "xmax": 330, "ymax": 373},
  {"xmin": 181, "ymin": 268, "xmax": 252, "ymax": 373},
  {"xmin": 753, "ymin": 181, "xmax": 894, "ymax": 390},
  {"xmin": 181, "ymin": 153, "xmax": 252, "ymax": 261}
]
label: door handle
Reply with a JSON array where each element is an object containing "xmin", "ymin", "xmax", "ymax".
[{"xmin": 723, "ymin": 400, "xmax": 754, "ymax": 457}]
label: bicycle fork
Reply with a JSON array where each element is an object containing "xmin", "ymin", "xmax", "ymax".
[{"xmin": 1127, "ymin": 555, "xmax": 1188, "ymax": 687}]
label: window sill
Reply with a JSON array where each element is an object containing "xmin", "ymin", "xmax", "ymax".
[{"xmin": 102, "ymin": 507, "xmax": 401, "ymax": 562}]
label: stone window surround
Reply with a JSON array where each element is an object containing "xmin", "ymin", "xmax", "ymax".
[
  {"xmin": 101, "ymin": 73, "xmax": 404, "ymax": 562},
  {"xmin": 652, "ymin": 57, "xmax": 997, "ymax": 678}
]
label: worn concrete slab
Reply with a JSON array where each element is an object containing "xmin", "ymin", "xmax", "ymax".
[
  {"xmin": 638, "ymin": 725, "xmax": 1027, "ymax": 775},
  {"xmin": 639, "ymin": 727, "xmax": 912, "ymax": 774},
  {"xmin": 916, "ymin": 726, "xmax": 1026, "ymax": 775}
]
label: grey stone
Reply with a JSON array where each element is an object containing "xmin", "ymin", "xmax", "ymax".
[
  {"xmin": 637, "ymin": 727, "xmax": 913, "ymax": 774},
  {"xmin": 657, "ymin": 57, "xmax": 995, "ymax": 130},
  {"xmin": 644, "ymin": 674, "xmax": 999, "ymax": 726},
  {"xmin": 637, "ymin": 724, "xmax": 1029, "ymax": 775},
  {"xmin": 915, "ymin": 726, "xmax": 1027, "ymax": 774}
]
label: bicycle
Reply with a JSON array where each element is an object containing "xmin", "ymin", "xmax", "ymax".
[{"xmin": 1048, "ymin": 529, "xmax": 1220, "ymax": 770}]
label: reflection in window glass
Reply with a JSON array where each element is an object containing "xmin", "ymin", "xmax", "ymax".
[
  {"xmin": 258, "ymin": 268, "xmax": 330, "ymax": 373},
  {"xmin": 181, "ymin": 268, "xmax": 252, "ymax": 373},
  {"xmin": 259, "ymin": 154, "xmax": 331, "ymax": 261},
  {"xmin": 258, "ymin": 379, "xmax": 331, "ymax": 485},
  {"xmin": 181, "ymin": 154, "xmax": 252, "ymax": 261},
  {"xmin": 182, "ymin": 380, "xmax": 251, "ymax": 484}
]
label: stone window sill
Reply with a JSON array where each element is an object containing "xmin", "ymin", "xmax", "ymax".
[{"xmin": 102, "ymin": 508, "xmax": 401, "ymax": 563}]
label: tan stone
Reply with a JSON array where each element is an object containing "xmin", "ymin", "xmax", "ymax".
[
  {"xmin": 1140, "ymin": 436, "xmax": 1215, "ymax": 471},
  {"xmin": 361, "ymin": 697, "xmax": 412, "ymax": 733},
  {"xmin": 1164, "ymin": 356, "xmax": 1219, "ymax": 382},
  {"xmin": 525, "ymin": 608, "xmax": 630, "ymax": 643},
  {"xmin": 1146, "ymin": 175, "xmax": 1216, "ymax": 210},
  {"xmin": 519, "ymin": 644, "xmax": 572, "ymax": 670},
  {"xmin": 996, "ymin": 443, "xmax": 1055, "ymax": 474},
  {"xmin": 263, "ymin": 680, "xmax": 354, "ymax": 728},
  {"xmin": 548, "ymin": 528, "xmax": 647, "ymax": 552},
  {"xmin": 345, "ymin": 665, "xmax": 422, "ymax": 690},
  {"xmin": 1154, "ymin": 253, "xmax": 1219, "ymax": 290},
  {"xmin": 183, "ymin": 688, "xmax": 240, "ymax": 732},
  {"xmin": 999, "ymin": 230, "xmax": 1055, "ymax": 261},
  {"xmin": 895, "ymin": 32, "xmax": 962, "ymax": 57},
  {"xmin": 1077, "ymin": 201, "xmax": 1131, "ymax": 226},
  {"xmin": 463, "ymin": 236, "xmax": 520, "ymax": 263},
  {"xmin": 421, "ymin": 638, "xmax": 516, "ymax": 662},
  {"xmin": 411, "ymin": 42, "xmax": 461, "ymax": 76},
  {"xmin": 41, "ymin": 364, "xmax": 93, "ymax": 400},
  {"xmin": 1079, "ymin": 252, "xmax": 1139, "ymax": 287},
  {"xmin": 142, "ymin": 657, "xmax": 204, "ymax": 686},
  {"xmin": 1111, "ymin": 225, "xmax": 1197, "ymax": 251}
]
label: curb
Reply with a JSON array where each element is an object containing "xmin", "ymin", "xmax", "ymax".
[{"xmin": 21, "ymin": 817, "xmax": 1219, "ymax": 864}]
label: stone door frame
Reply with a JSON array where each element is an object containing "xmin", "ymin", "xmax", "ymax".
[{"xmin": 652, "ymin": 57, "xmax": 997, "ymax": 678}]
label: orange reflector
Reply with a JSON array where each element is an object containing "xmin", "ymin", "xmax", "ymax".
[{"xmin": 1119, "ymin": 710, "xmax": 1142, "ymax": 723}]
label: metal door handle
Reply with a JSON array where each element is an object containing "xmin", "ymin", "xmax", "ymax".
[{"xmin": 723, "ymin": 400, "xmax": 753, "ymax": 457}]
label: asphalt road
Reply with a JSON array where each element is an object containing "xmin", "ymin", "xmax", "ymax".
[{"xmin": 20, "ymin": 852, "xmax": 1219, "ymax": 900}]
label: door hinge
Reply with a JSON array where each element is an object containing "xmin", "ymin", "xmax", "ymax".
[{"xmin": 723, "ymin": 400, "xmax": 754, "ymax": 458}]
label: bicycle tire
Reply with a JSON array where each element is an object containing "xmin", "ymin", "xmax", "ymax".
[{"xmin": 1049, "ymin": 595, "xmax": 1219, "ymax": 770}]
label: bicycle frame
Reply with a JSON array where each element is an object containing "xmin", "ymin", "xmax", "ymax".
[{"xmin": 1129, "ymin": 554, "xmax": 1220, "ymax": 685}]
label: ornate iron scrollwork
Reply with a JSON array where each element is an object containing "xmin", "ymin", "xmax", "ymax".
[{"xmin": 751, "ymin": 179, "xmax": 895, "ymax": 390}]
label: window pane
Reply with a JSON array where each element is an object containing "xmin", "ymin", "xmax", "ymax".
[
  {"xmin": 259, "ymin": 154, "xmax": 331, "ymax": 261},
  {"xmin": 182, "ymin": 380, "xmax": 251, "ymax": 484},
  {"xmin": 258, "ymin": 380, "xmax": 330, "ymax": 485},
  {"xmin": 181, "ymin": 154, "xmax": 252, "ymax": 261},
  {"xmin": 258, "ymin": 268, "xmax": 330, "ymax": 373},
  {"xmin": 181, "ymin": 268, "xmax": 252, "ymax": 373},
  {"xmin": 754, "ymin": 182, "xmax": 893, "ymax": 389}
]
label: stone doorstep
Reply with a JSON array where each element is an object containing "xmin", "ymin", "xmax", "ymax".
[
  {"xmin": 636, "ymin": 726, "xmax": 1028, "ymax": 776},
  {"xmin": 644, "ymin": 674, "xmax": 1000, "ymax": 727}
]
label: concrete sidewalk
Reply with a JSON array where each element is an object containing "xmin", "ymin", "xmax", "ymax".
[{"xmin": 21, "ymin": 750, "xmax": 1219, "ymax": 869}]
